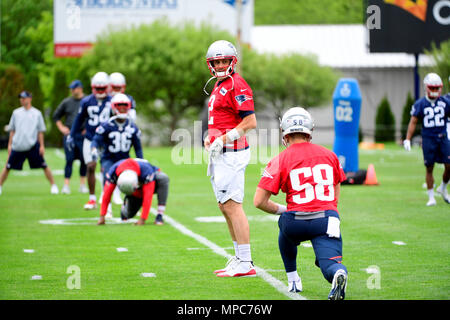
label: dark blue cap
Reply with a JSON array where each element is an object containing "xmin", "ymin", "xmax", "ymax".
[
  {"xmin": 69, "ymin": 80, "xmax": 83, "ymax": 89},
  {"xmin": 18, "ymin": 91, "xmax": 32, "ymax": 98}
]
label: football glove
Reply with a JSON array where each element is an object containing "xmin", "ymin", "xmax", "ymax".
[
  {"xmin": 209, "ymin": 137, "xmax": 224, "ymax": 159},
  {"xmin": 66, "ymin": 135, "xmax": 75, "ymax": 152},
  {"xmin": 403, "ymin": 139, "xmax": 411, "ymax": 152}
]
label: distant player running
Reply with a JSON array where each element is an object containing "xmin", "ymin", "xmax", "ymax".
[
  {"xmin": 404, "ymin": 73, "xmax": 450, "ymax": 206},
  {"xmin": 68, "ymin": 72, "xmax": 112, "ymax": 210},
  {"xmin": 254, "ymin": 107, "xmax": 348, "ymax": 300}
]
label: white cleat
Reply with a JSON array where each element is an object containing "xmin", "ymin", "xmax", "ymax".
[
  {"xmin": 50, "ymin": 184, "xmax": 59, "ymax": 195},
  {"xmin": 328, "ymin": 269, "xmax": 347, "ymax": 300},
  {"xmin": 216, "ymin": 260, "xmax": 256, "ymax": 278},
  {"xmin": 79, "ymin": 185, "xmax": 89, "ymax": 194},
  {"xmin": 84, "ymin": 199, "xmax": 97, "ymax": 210},
  {"xmin": 288, "ymin": 279, "xmax": 303, "ymax": 293},
  {"xmin": 426, "ymin": 198, "xmax": 437, "ymax": 206},
  {"xmin": 61, "ymin": 185, "xmax": 71, "ymax": 195},
  {"xmin": 213, "ymin": 256, "xmax": 239, "ymax": 274},
  {"xmin": 436, "ymin": 184, "xmax": 449, "ymax": 204}
]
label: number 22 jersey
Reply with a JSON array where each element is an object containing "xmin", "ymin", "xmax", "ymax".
[
  {"xmin": 411, "ymin": 96, "xmax": 450, "ymax": 138},
  {"xmin": 258, "ymin": 142, "xmax": 346, "ymax": 213}
]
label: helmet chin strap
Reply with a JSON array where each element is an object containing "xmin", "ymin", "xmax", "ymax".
[{"xmin": 203, "ymin": 74, "xmax": 235, "ymax": 95}]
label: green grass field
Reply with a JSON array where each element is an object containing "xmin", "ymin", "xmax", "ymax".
[{"xmin": 0, "ymin": 144, "xmax": 449, "ymax": 300}]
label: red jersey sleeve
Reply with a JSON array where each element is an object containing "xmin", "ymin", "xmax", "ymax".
[
  {"xmin": 257, "ymin": 155, "xmax": 282, "ymax": 195},
  {"xmin": 100, "ymin": 181, "xmax": 115, "ymax": 216},
  {"xmin": 333, "ymin": 154, "xmax": 347, "ymax": 184},
  {"xmin": 230, "ymin": 74, "xmax": 254, "ymax": 112},
  {"xmin": 139, "ymin": 181, "xmax": 155, "ymax": 221}
]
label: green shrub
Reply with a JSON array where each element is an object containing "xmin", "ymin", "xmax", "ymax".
[
  {"xmin": 375, "ymin": 96, "xmax": 396, "ymax": 142},
  {"xmin": 400, "ymin": 92, "xmax": 420, "ymax": 140}
]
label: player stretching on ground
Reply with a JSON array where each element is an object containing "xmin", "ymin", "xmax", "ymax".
[
  {"xmin": 254, "ymin": 107, "xmax": 348, "ymax": 300},
  {"xmin": 203, "ymin": 40, "xmax": 257, "ymax": 277},
  {"xmin": 97, "ymin": 158, "xmax": 168, "ymax": 226}
]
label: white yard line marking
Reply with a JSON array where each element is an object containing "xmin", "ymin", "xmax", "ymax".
[
  {"xmin": 141, "ymin": 273, "xmax": 156, "ymax": 278},
  {"xmin": 31, "ymin": 275, "xmax": 42, "ymax": 280},
  {"xmin": 392, "ymin": 241, "xmax": 407, "ymax": 246},
  {"xmin": 116, "ymin": 247, "xmax": 128, "ymax": 252},
  {"xmin": 23, "ymin": 249, "xmax": 35, "ymax": 253},
  {"xmin": 150, "ymin": 208, "xmax": 306, "ymax": 300}
]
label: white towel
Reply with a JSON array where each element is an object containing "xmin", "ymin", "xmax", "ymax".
[{"xmin": 326, "ymin": 216, "xmax": 341, "ymax": 238}]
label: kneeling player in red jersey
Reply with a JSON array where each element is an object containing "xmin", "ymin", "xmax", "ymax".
[
  {"xmin": 97, "ymin": 158, "xmax": 169, "ymax": 226},
  {"xmin": 254, "ymin": 107, "xmax": 348, "ymax": 300}
]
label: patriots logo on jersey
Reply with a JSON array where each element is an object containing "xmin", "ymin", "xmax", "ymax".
[
  {"xmin": 235, "ymin": 94, "xmax": 253, "ymax": 106},
  {"xmin": 220, "ymin": 87, "xmax": 227, "ymax": 96}
]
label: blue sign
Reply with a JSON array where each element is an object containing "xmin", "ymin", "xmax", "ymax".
[{"xmin": 332, "ymin": 78, "xmax": 362, "ymax": 173}]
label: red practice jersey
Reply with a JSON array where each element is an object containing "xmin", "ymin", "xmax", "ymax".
[
  {"xmin": 258, "ymin": 142, "xmax": 346, "ymax": 213},
  {"xmin": 207, "ymin": 72, "xmax": 254, "ymax": 151}
]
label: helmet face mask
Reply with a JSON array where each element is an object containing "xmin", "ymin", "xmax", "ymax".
[
  {"xmin": 117, "ymin": 170, "xmax": 138, "ymax": 195},
  {"xmin": 423, "ymin": 73, "xmax": 443, "ymax": 99},
  {"xmin": 111, "ymin": 93, "xmax": 131, "ymax": 119},
  {"xmin": 206, "ymin": 40, "xmax": 238, "ymax": 78},
  {"xmin": 110, "ymin": 72, "xmax": 126, "ymax": 96},
  {"xmin": 91, "ymin": 72, "xmax": 110, "ymax": 99}
]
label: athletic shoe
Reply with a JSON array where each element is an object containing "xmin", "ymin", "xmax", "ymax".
[
  {"xmin": 436, "ymin": 184, "xmax": 449, "ymax": 204},
  {"xmin": 84, "ymin": 199, "xmax": 97, "ymax": 210},
  {"xmin": 61, "ymin": 185, "xmax": 71, "ymax": 195},
  {"xmin": 50, "ymin": 184, "xmax": 59, "ymax": 195},
  {"xmin": 216, "ymin": 260, "xmax": 256, "ymax": 278},
  {"xmin": 328, "ymin": 269, "xmax": 347, "ymax": 300},
  {"xmin": 213, "ymin": 256, "xmax": 239, "ymax": 274},
  {"xmin": 154, "ymin": 213, "xmax": 164, "ymax": 225},
  {"xmin": 426, "ymin": 198, "xmax": 437, "ymax": 206},
  {"xmin": 79, "ymin": 185, "xmax": 89, "ymax": 194},
  {"xmin": 288, "ymin": 279, "xmax": 303, "ymax": 293}
]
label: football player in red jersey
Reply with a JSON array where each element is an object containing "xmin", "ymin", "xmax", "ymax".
[
  {"xmin": 254, "ymin": 107, "xmax": 348, "ymax": 300},
  {"xmin": 203, "ymin": 40, "xmax": 257, "ymax": 277}
]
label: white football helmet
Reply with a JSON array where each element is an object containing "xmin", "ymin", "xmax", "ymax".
[
  {"xmin": 111, "ymin": 93, "xmax": 131, "ymax": 119},
  {"xmin": 117, "ymin": 170, "xmax": 139, "ymax": 195},
  {"xmin": 110, "ymin": 72, "xmax": 126, "ymax": 96},
  {"xmin": 423, "ymin": 73, "xmax": 442, "ymax": 99},
  {"xmin": 280, "ymin": 107, "xmax": 314, "ymax": 141},
  {"xmin": 206, "ymin": 40, "xmax": 238, "ymax": 78},
  {"xmin": 91, "ymin": 72, "xmax": 109, "ymax": 99}
]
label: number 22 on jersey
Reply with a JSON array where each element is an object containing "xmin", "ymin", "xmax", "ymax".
[{"xmin": 289, "ymin": 164, "xmax": 335, "ymax": 204}]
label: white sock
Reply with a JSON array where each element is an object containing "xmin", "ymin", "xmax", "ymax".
[
  {"xmin": 157, "ymin": 205, "xmax": 166, "ymax": 216},
  {"xmin": 0, "ymin": 185, "xmax": 2, "ymax": 195},
  {"xmin": 427, "ymin": 189, "xmax": 435, "ymax": 200},
  {"xmin": 441, "ymin": 182, "xmax": 448, "ymax": 195},
  {"xmin": 89, "ymin": 194, "xmax": 97, "ymax": 201},
  {"xmin": 287, "ymin": 271, "xmax": 300, "ymax": 282},
  {"xmin": 233, "ymin": 241, "xmax": 238, "ymax": 257},
  {"xmin": 237, "ymin": 244, "xmax": 252, "ymax": 262}
]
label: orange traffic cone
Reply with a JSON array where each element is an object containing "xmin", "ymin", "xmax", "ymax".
[{"xmin": 364, "ymin": 163, "xmax": 379, "ymax": 185}]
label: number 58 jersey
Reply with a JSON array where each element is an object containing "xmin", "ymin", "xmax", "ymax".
[{"xmin": 258, "ymin": 142, "xmax": 346, "ymax": 213}]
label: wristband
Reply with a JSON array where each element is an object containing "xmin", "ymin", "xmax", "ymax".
[
  {"xmin": 276, "ymin": 204, "xmax": 287, "ymax": 215},
  {"xmin": 226, "ymin": 128, "xmax": 241, "ymax": 142}
]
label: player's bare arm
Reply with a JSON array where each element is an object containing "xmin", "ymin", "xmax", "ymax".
[
  {"xmin": 405, "ymin": 116, "xmax": 418, "ymax": 141},
  {"xmin": 38, "ymin": 132, "xmax": 45, "ymax": 156},
  {"xmin": 253, "ymin": 187, "xmax": 286, "ymax": 215}
]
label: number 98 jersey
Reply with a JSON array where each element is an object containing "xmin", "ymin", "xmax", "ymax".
[
  {"xmin": 258, "ymin": 142, "xmax": 346, "ymax": 213},
  {"xmin": 411, "ymin": 96, "xmax": 450, "ymax": 138}
]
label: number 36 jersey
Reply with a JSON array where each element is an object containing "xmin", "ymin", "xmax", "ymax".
[
  {"xmin": 410, "ymin": 96, "xmax": 450, "ymax": 138},
  {"xmin": 258, "ymin": 142, "xmax": 346, "ymax": 213},
  {"xmin": 91, "ymin": 119, "xmax": 143, "ymax": 163}
]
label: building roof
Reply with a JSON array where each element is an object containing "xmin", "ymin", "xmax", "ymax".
[{"xmin": 250, "ymin": 25, "xmax": 434, "ymax": 68}]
